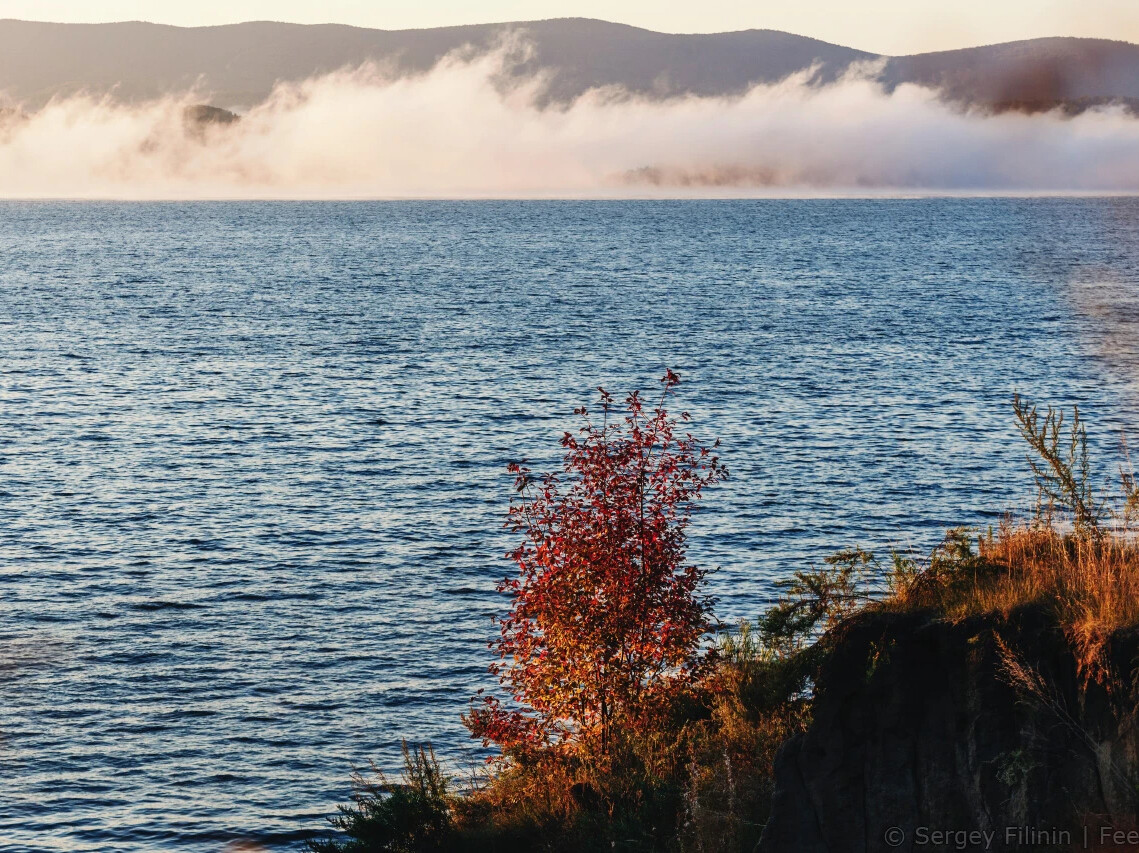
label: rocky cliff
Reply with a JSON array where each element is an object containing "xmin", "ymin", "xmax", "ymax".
[{"xmin": 759, "ymin": 606, "xmax": 1139, "ymax": 852}]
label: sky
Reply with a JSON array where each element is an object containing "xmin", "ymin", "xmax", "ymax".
[{"xmin": 0, "ymin": 0, "xmax": 1134, "ymax": 55}]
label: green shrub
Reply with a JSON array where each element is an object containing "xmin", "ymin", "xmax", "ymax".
[{"xmin": 307, "ymin": 743, "xmax": 453, "ymax": 853}]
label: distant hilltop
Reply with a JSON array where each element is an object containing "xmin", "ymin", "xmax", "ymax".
[{"xmin": 1, "ymin": 17, "xmax": 1138, "ymax": 115}]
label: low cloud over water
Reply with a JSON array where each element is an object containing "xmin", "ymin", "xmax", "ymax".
[{"xmin": 2, "ymin": 48, "xmax": 1139, "ymax": 198}]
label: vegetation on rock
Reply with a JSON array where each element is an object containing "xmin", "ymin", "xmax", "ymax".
[{"xmin": 309, "ymin": 388, "xmax": 1139, "ymax": 852}]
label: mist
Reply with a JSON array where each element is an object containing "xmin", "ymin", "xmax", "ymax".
[{"xmin": 3, "ymin": 48, "xmax": 1139, "ymax": 198}]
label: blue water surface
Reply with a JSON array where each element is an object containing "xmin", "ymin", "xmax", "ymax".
[{"xmin": 1, "ymin": 199, "xmax": 1138, "ymax": 851}]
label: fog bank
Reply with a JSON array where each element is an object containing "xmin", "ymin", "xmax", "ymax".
[{"xmin": 2, "ymin": 50, "xmax": 1138, "ymax": 198}]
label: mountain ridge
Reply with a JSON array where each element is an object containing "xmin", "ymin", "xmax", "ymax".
[{"xmin": 0, "ymin": 17, "xmax": 1135, "ymax": 113}]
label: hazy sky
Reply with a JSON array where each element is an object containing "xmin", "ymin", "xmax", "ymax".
[{"xmin": 0, "ymin": 0, "xmax": 1132, "ymax": 54}]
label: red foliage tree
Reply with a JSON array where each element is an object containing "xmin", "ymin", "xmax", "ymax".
[{"xmin": 465, "ymin": 371, "xmax": 726, "ymax": 762}]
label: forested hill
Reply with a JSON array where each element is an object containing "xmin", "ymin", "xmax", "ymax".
[{"xmin": 0, "ymin": 17, "xmax": 1136, "ymax": 114}]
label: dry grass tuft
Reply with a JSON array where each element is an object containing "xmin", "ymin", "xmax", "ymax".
[
  {"xmin": 891, "ymin": 523, "xmax": 1139, "ymax": 635},
  {"xmin": 982, "ymin": 524, "xmax": 1139, "ymax": 631},
  {"xmin": 885, "ymin": 397, "xmax": 1139, "ymax": 647}
]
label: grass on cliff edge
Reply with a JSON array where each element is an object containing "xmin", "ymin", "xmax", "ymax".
[
  {"xmin": 881, "ymin": 396, "xmax": 1139, "ymax": 646},
  {"xmin": 308, "ymin": 396, "xmax": 1139, "ymax": 853},
  {"xmin": 773, "ymin": 396, "xmax": 1139, "ymax": 678}
]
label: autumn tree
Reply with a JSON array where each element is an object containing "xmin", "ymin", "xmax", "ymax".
[{"xmin": 465, "ymin": 371, "xmax": 726, "ymax": 764}]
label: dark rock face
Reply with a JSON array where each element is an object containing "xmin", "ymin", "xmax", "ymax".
[
  {"xmin": 759, "ymin": 607, "xmax": 1139, "ymax": 852},
  {"xmin": 181, "ymin": 104, "xmax": 239, "ymax": 141},
  {"xmin": 182, "ymin": 104, "xmax": 239, "ymax": 126}
]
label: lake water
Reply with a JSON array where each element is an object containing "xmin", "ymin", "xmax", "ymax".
[{"xmin": 2, "ymin": 199, "xmax": 1139, "ymax": 852}]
